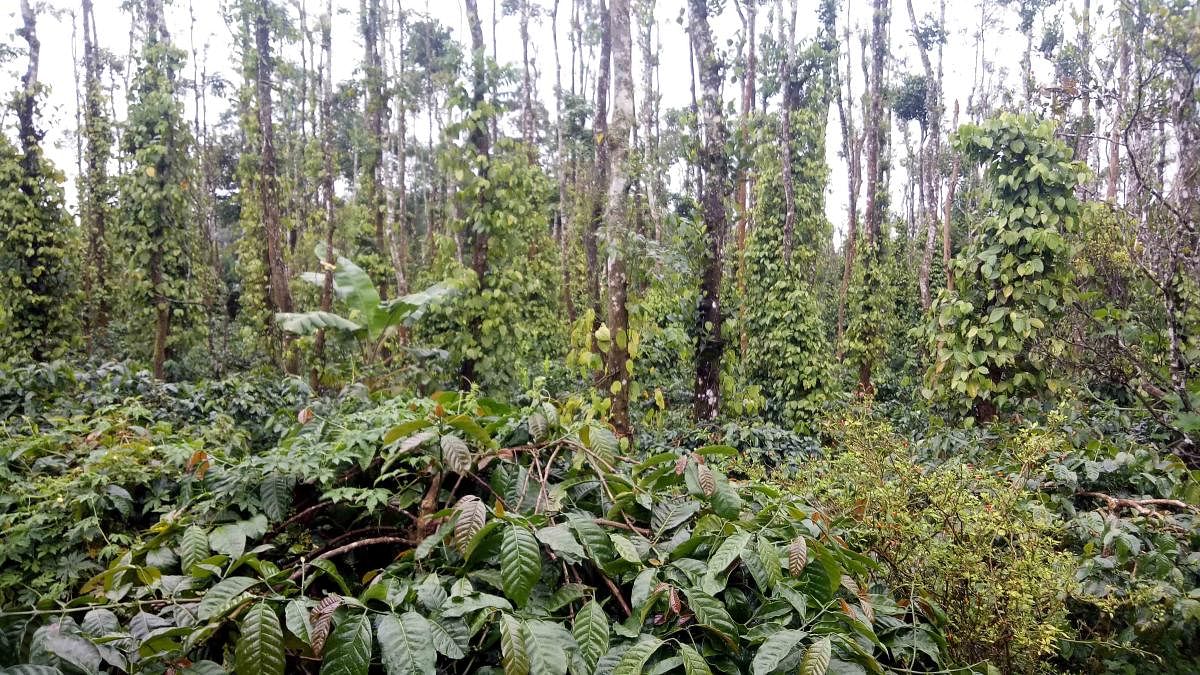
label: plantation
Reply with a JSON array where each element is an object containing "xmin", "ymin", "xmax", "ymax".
[{"xmin": 1, "ymin": 0, "xmax": 1198, "ymax": 674}]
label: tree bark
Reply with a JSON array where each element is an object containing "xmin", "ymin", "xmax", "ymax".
[
  {"xmin": 907, "ymin": 0, "xmax": 942, "ymax": 309},
  {"xmin": 586, "ymin": 0, "xmax": 612, "ymax": 330},
  {"xmin": 942, "ymin": 100, "xmax": 960, "ymax": 290},
  {"xmin": 689, "ymin": 0, "xmax": 728, "ymax": 421},
  {"xmin": 778, "ymin": 0, "xmax": 799, "ymax": 263},
  {"xmin": 552, "ymin": 0, "xmax": 577, "ymax": 323},
  {"xmin": 255, "ymin": 0, "xmax": 297, "ymax": 374},
  {"xmin": 864, "ymin": 0, "xmax": 890, "ymax": 247},
  {"xmin": 836, "ymin": 9, "xmax": 863, "ymax": 347},
  {"xmin": 460, "ymin": 0, "xmax": 492, "ymax": 385},
  {"xmin": 361, "ymin": 0, "xmax": 389, "ymax": 298},
  {"xmin": 604, "ymin": 0, "xmax": 634, "ymax": 437},
  {"xmin": 313, "ymin": 0, "xmax": 336, "ymax": 390}
]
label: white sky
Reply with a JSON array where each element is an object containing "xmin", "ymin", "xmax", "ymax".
[{"xmin": 3, "ymin": 0, "xmax": 1098, "ymax": 239}]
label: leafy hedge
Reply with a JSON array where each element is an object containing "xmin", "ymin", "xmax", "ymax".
[{"xmin": 0, "ymin": 371, "xmax": 943, "ymax": 674}]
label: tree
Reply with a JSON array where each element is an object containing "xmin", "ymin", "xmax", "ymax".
[
  {"xmin": 0, "ymin": 0, "xmax": 79, "ymax": 364},
  {"xmin": 689, "ymin": 0, "xmax": 730, "ymax": 420},
  {"xmin": 603, "ymin": 0, "xmax": 634, "ymax": 436},
  {"xmin": 79, "ymin": 0, "xmax": 114, "ymax": 348},
  {"xmin": 115, "ymin": 0, "xmax": 209, "ymax": 379},
  {"xmin": 923, "ymin": 114, "xmax": 1084, "ymax": 422}
]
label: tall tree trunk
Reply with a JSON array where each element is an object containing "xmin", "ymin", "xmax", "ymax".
[
  {"xmin": 1075, "ymin": 0, "xmax": 1091, "ymax": 162},
  {"xmin": 385, "ymin": 3, "xmax": 408, "ymax": 295},
  {"xmin": 313, "ymin": 0, "xmax": 336, "ymax": 390},
  {"xmin": 255, "ymin": 0, "xmax": 297, "ymax": 374},
  {"xmin": 553, "ymin": 0, "xmax": 578, "ymax": 323},
  {"xmin": 361, "ymin": 0, "xmax": 389, "ymax": 298},
  {"xmin": 942, "ymin": 100, "xmax": 960, "ymax": 290},
  {"xmin": 586, "ymin": 0, "xmax": 612, "ymax": 330},
  {"xmin": 520, "ymin": 0, "xmax": 535, "ymax": 149},
  {"xmin": 1106, "ymin": 30, "xmax": 1129, "ymax": 202},
  {"xmin": 460, "ymin": 0, "xmax": 492, "ymax": 385},
  {"xmin": 80, "ymin": 0, "xmax": 110, "ymax": 346},
  {"xmin": 605, "ymin": 0, "xmax": 634, "ymax": 437},
  {"xmin": 778, "ymin": 0, "xmax": 799, "ymax": 263},
  {"xmin": 689, "ymin": 0, "xmax": 728, "ymax": 421},
  {"xmin": 836, "ymin": 9, "xmax": 862, "ymax": 347},
  {"xmin": 864, "ymin": 0, "xmax": 889, "ymax": 247},
  {"xmin": 907, "ymin": 0, "xmax": 942, "ymax": 309}
]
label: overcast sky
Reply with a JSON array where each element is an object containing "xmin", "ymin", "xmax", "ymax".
[{"xmin": 3, "ymin": 0, "xmax": 1097, "ymax": 237}]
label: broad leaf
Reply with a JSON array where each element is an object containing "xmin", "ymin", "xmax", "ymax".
[
  {"xmin": 236, "ymin": 603, "xmax": 284, "ymax": 675},
  {"xmin": 500, "ymin": 524, "xmax": 541, "ymax": 606},
  {"xmin": 376, "ymin": 612, "xmax": 435, "ymax": 675},
  {"xmin": 752, "ymin": 629, "xmax": 808, "ymax": 675},
  {"xmin": 319, "ymin": 611, "xmax": 372, "ymax": 675}
]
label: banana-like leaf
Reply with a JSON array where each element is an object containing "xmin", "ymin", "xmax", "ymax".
[{"xmin": 275, "ymin": 311, "xmax": 362, "ymax": 336}]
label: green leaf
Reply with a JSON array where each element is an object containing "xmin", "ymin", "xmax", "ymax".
[
  {"xmin": 275, "ymin": 311, "xmax": 362, "ymax": 336},
  {"xmin": 500, "ymin": 614, "xmax": 529, "ymax": 675},
  {"xmin": 752, "ymin": 629, "xmax": 808, "ymax": 675},
  {"xmin": 525, "ymin": 619, "xmax": 574, "ymax": 675},
  {"xmin": 707, "ymin": 531, "xmax": 752, "ymax": 574},
  {"xmin": 209, "ymin": 523, "xmax": 246, "ymax": 559},
  {"xmin": 284, "ymin": 600, "xmax": 312, "ymax": 645},
  {"xmin": 36, "ymin": 626, "xmax": 100, "ymax": 675},
  {"xmin": 610, "ymin": 533, "xmax": 641, "ymax": 563},
  {"xmin": 0, "ymin": 668, "xmax": 66, "ymax": 675},
  {"xmin": 613, "ymin": 635, "xmax": 663, "ymax": 675},
  {"xmin": 260, "ymin": 472, "xmax": 293, "ymax": 522},
  {"xmin": 536, "ymin": 524, "xmax": 586, "ymax": 560},
  {"xmin": 319, "ymin": 611, "xmax": 373, "ymax": 675},
  {"xmin": 573, "ymin": 600, "xmax": 609, "ymax": 671},
  {"xmin": 376, "ymin": 612, "xmax": 435, "ymax": 675},
  {"xmin": 677, "ymin": 643, "xmax": 712, "ymax": 675},
  {"xmin": 683, "ymin": 589, "xmax": 739, "ymax": 646},
  {"xmin": 799, "ymin": 637, "xmax": 832, "ymax": 675},
  {"xmin": 179, "ymin": 526, "xmax": 209, "ymax": 573},
  {"xmin": 426, "ymin": 616, "xmax": 468, "ymax": 659},
  {"xmin": 236, "ymin": 603, "xmax": 284, "ymax": 675},
  {"xmin": 652, "ymin": 500, "xmax": 701, "ymax": 535},
  {"xmin": 197, "ymin": 576, "xmax": 259, "ymax": 621},
  {"xmin": 501, "ymin": 524, "xmax": 542, "ymax": 606}
]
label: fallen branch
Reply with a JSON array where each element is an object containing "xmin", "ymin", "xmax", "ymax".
[
  {"xmin": 288, "ymin": 536, "xmax": 409, "ymax": 581},
  {"xmin": 1077, "ymin": 491, "xmax": 1198, "ymax": 516}
]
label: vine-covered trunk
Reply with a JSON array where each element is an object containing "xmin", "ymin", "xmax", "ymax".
[
  {"xmin": 605, "ymin": 0, "xmax": 634, "ymax": 437},
  {"xmin": 689, "ymin": 0, "xmax": 728, "ymax": 421},
  {"xmin": 313, "ymin": 0, "xmax": 336, "ymax": 390},
  {"xmin": 254, "ymin": 0, "xmax": 296, "ymax": 373},
  {"xmin": 586, "ymin": 0, "xmax": 612, "ymax": 332},
  {"xmin": 460, "ymin": 0, "xmax": 492, "ymax": 386}
]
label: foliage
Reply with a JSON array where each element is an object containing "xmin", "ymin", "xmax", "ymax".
[
  {"xmin": 419, "ymin": 134, "xmax": 565, "ymax": 392},
  {"xmin": 738, "ymin": 108, "xmax": 834, "ymax": 431},
  {"xmin": 790, "ymin": 410, "xmax": 1075, "ymax": 673},
  {"xmin": 0, "ymin": 132, "xmax": 79, "ymax": 364},
  {"xmin": 922, "ymin": 114, "xmax": 1086, "ymax": 421},
  {"xmin": 0, "ymin": 368, "xmax": 946, "ymax": 673},
  {"xmin": 112, "ymin": 37, "xmax": 212, "ymax": 376},
  {"xmin": 279, "ymin": 247, "xmax": 464, "ymax": 368}
]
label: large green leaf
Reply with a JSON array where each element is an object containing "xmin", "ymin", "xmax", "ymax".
[
  {"xmin": 752, "ymin": 629, "xmax": 808, "ymax": 675},
  {"xmin": 683, "ymin": 589, "xmax": 739, "ymax": 646},
  {"xmin": 426, "ymin": 616, "xmax": 468, "ymax": 659},
  {"xmin": 319, "ymin": 611, "xmax": 373, "ymax": 675},
  {"xmin": 524, "ymin": 620, "xmax": 574, "ymax": 675},
  {"xmin": 572, "ymin": 600, "xmax": 609, "ymax": 671},
  {"xmin": 677, "ymin": 643, "xmax": 712, "ymax": 675},
  {"xmin": 179, "ymin": 526, "xmax": 209, "ymax": 573},
  {"xmin": 799, "ymin": 637, "xmax": 832, "ymax": 675},
  {"xmin": 275, "ymin": 311, "xmax": 362, "ymax": 336},
  {"xmin": 197, "ymin": 577, "xmax": 259, "ymax": 621},
  {"xmin": 500, "ymin": 614, "xmax": 529, "ymax": 675},
  {"xmin": 612, "ymin": 635, "xmax": 663, "ymax": 675},
  {"xmin": 376, "ymin": 612, "xmax": 435, "ymax": 675},
  {"xmin": 500, "ymin": 524, "xmax": 541, "ymax": 606},
  {"xmin": 235, "ymin": 603, "xmax": 284, "ymax": 675},
  {"xmin": 652, "ymin": 500, "xmax": 701, "ymax": 535}
]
